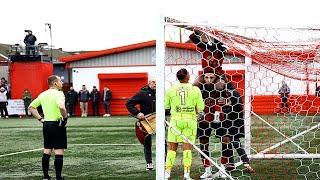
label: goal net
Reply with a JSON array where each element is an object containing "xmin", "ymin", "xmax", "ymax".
[{"xmin": 156, "ymin": 16, "xmax": 320, "ymax": 179}]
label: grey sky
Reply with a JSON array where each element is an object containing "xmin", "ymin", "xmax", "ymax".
[{"xmin": 1, "ymin": 0, "xmax": 319, "ymax": 51}]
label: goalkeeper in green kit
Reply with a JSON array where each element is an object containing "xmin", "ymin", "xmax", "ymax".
[{"xmin": 164, "ymin": 68, "xmax": 205, "ymax": 180}]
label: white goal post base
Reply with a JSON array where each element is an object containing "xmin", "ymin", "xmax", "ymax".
[{"xmin": 249, "ymin": 154, "xmax": 320, "ymax": 159}]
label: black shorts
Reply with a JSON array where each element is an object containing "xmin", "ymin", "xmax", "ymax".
[{"xmin": 43, "ymin": 121, "xmax": 67, "ymax": 149}]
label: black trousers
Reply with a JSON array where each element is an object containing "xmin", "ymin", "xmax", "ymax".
[
  {"xmin": 68, "ymin": 103, "xmax": 76, "ymax": 116},
  {"xmin": 103, "ymin": 101, "xmax": 111, "ymax": 114},
  {"xmin": 222, "ymin": 136, "xmax": 249, "ymax": 165},
  {"xmin": 92, "ymin": 102, "xmax": 99, "ymax": 116},
  {"xmin": 144, "ymin": 135, "xmax": 152, "ymax": 163},
  {"xmin": 0, "ymin": 102, "xmax": 8, "ymax": 117}
]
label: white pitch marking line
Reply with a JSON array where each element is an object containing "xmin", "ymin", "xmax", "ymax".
[
  {"xmin": 71, "ymin": 144, "xmax": 141, "ymax": 146},
  {"xmin": 0, "ymin": 148, "xmax": 43, "ymax": 158},
  {"xmin": 0, "ymin": 144, "xmax": 142, "ymax": 158}
]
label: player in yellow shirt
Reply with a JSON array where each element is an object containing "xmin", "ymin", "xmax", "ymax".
[
  {"xmin": 165, "ymin": 68, "xmax": 205, "ymax": 180},
  {"xmin": 29, "ymin": 75, "xmax": 68, "ymax": 180}
]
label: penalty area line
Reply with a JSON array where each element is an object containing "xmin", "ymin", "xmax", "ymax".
[
  {"xmin": 71, "ymin": 143, "xmax": 141, "ymax": 146},
  {"xmin": 0, "ymin": 144, "xmax": 141, "ymax": 158},
  {"xmin": 0, "ymin": 148, "xmax": 43, "ymax": 158}
]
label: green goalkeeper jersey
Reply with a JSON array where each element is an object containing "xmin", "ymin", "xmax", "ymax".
[{"xmin": 165, "ymin": 83, "xmax": 204, "ymax": 120}]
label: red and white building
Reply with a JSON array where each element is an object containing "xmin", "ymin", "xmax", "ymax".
[{"xmin": 60, "ymin": 41, "xmax": 320, "ymax": 115}]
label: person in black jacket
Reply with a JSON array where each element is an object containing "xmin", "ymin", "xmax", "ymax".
[
  {"xmin": 24, "ymin": 30, "xmax": 37, "ymax": 56},
  {"xmin": 196, "ymin": 75, "xmax": 254, "ymax": 179},
  {"xmin": 90, "ymin": 86, "xmax": 100, "ymax": 116},
  {"xmin": 66, "ymin": 86, "xmax": 78, "ymax": 117},
  {"xmin": 102, "ymin": 87, "xmax": 112, "ymax": 117},
  {"xmin": 316, "ymin": 85, "xmax": 320, "ymax": 97},
  {"xmin": 126, "ymin": 78, "xmax": 156, "ymax": 171}
]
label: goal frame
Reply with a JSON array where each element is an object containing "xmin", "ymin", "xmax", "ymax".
[{"xmin": 156, "ymin": 16, "xmax": 320, "ymax": 180}]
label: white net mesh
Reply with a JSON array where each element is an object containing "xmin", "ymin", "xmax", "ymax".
[{"xmin": 161, "ymin": 17, "xmax": 320, "ymax": 179}]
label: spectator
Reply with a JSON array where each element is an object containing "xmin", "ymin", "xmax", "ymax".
[
  {"xmin": 102, "ymin": 87, "xmax": 112, "ymax": 117},
  {"xmin": 22, "ymin": 89, "xmax": 32, "ymax": 117},
  {"xmin": 278, "ymin": 81, "xmax": 290, "ymax": 113},
  {"xmin": 0, "ymin": 77, "xmax": 10, "ymax": 99},
  {"xmin": 126, "ymin": 76, "xmax": 156, "ymax": 171},
  {"xmin": 66, "ymin": 86, "xmax": 78, "ymax": 117},
  {"xmin": 78, "ymin": 85, "xmax": 89, "ymax": 117},
  {"xmin": 316, "ymin": 85, "xmax": 320, "ymax": 97},
  {"xmin": 90, "ymin": 86, "xmax": 100, "ymax": 116},
  {"xmin": 0, "ymin": 87, "xmax": 9, "ymax": 118},
  {"xmin": 24, "ymin": 30, "xmax": 37, "ymax": 56}
]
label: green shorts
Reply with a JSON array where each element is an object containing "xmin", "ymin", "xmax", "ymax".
[{"xmin": 167, "ymin": 118, "xmax": 197, "ymax": 144}]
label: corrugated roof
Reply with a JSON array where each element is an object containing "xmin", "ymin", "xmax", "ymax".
[{"xmin": 59, "ymin": 40, "xmax": 244, "ymax": 63}]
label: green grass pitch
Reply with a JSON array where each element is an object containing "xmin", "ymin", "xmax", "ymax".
[{"xmin": 0, "ymin": 115, "xmax": 319, "ymax": 179}]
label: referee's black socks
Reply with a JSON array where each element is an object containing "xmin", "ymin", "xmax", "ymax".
[
  {"xmin": 42, "ymin": 153, "xmax": 51, "ymax": 178},
  {"xmin": 54, "ymin": 155, "xmax": 64, "ymax": 179}
]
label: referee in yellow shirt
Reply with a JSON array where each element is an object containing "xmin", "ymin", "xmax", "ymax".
[
  {"xmin": 164, "ymin": 68, "xmax": 205, "ymax": 180},
  {"xmin": 29, "ymin": 75, "xmax": 68, "ymax": 180}
]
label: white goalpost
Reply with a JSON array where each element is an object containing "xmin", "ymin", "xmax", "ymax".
[{"xmin": 157, "ymin": 16, "xmax": 320, "ymax": 180}]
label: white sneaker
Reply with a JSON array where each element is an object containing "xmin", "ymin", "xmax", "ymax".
[
  {"xmin": 212, "ymin": 170, "xmax": 227, "ymax": 179},
  {"xmin": 164, "ymin": 171, "xmax": 170, "ymax": 180},
  {"xmin": 184, "ymin": 173, "xmax": 194, "ymax": 180},
  {"xmin": 200, "ymin": 166, "xmax": 213, "ymax": 179},
  {"xmin": 200, "ymin": 171, "xmax": 213, "ymax": 179},
  {"xmin": 146, "ymin": 163, "xmax": 154, "ymax": 171},
  {"xmin": 103, "ymin": 114, "xmax": 111, "ymax": 117}
]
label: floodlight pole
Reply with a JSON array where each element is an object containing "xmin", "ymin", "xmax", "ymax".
[{"xmin": 156, "ymin": 14, "xmax": 166, "ymax": 180}]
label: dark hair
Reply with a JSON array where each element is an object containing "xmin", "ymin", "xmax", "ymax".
[
  {"xmin": 47, "ymin": 75, "xmax": 59, "ymax": 86},
  {"xmin": 176, "ymin": 68, "xmax": 188, "ymax": 81}
]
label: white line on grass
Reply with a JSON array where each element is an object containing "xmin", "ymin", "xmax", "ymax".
[
  {"xmin": 71, "ymin": 143, "xmax": 141, "ymax": 146},
  {"xmin": 0, "ymin": 144, "xmax": 141, "ymax": 158},
  {"xmin": 0, "ymin": 148, "xmax": 43, "ymax": 158}
]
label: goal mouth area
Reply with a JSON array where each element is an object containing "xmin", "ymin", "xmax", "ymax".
[{"xmin": 156, "ymin": 16, "xmax": 320, "ymax": 180}]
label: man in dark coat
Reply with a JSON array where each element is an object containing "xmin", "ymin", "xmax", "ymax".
[
  {"xmin": 126, "ymin": 78, "xmax": 156, "ymax": 171},
  {"xmin": 24, "ymin": 30, "xmax": 37, "ymax": 56},
  {"xmin": 189, "ymin": 29, "xmax": 254, "ymax": 178},
  {"xmin": 22, "ymin": 89, "xmax": 32, "ymax": 117},
  {"xmin": 189, "ymin": 30, "xmax": 226, "ymax": 76},
  {"xmin": 102, "ymin": 87, "xmax": 112, "ymax": 117},
  {"xmin": 196, "ymin": 74, "xmax": 254, "ymax": 179},
  {"xmin": 66, "ymin": 86, "xmax": 78, "ymax": 117},
  {"xmin": 316, "ymin": 85, "xmax": 320, "ymax": 97},
  {"xmin": 90, "ymin": 86, "xmax": 100, "ymax": 116}
]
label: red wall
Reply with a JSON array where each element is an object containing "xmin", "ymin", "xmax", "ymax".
[
  {"xmin": 9, "ymin": 61, "xmax": 53, "ymax": 99},
  {"xmin": 98, "ymin": 73, "xmax": 148, "ymax": 115},
  {"xmin": 252, "ymin": 95, "xmax": 320, "ymax": 115}
]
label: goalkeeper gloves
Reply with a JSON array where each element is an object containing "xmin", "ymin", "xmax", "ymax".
[
  {"xmin": 59, "ymin": 117, "xmax": 68, "ymax": 127},
  {"xmin": 198, "ymin": 112, "xmax": 205, "ymax": 121},
  {"xmin": 213, "ymin": 111, "xmax": 221, "ymax": 123}
]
